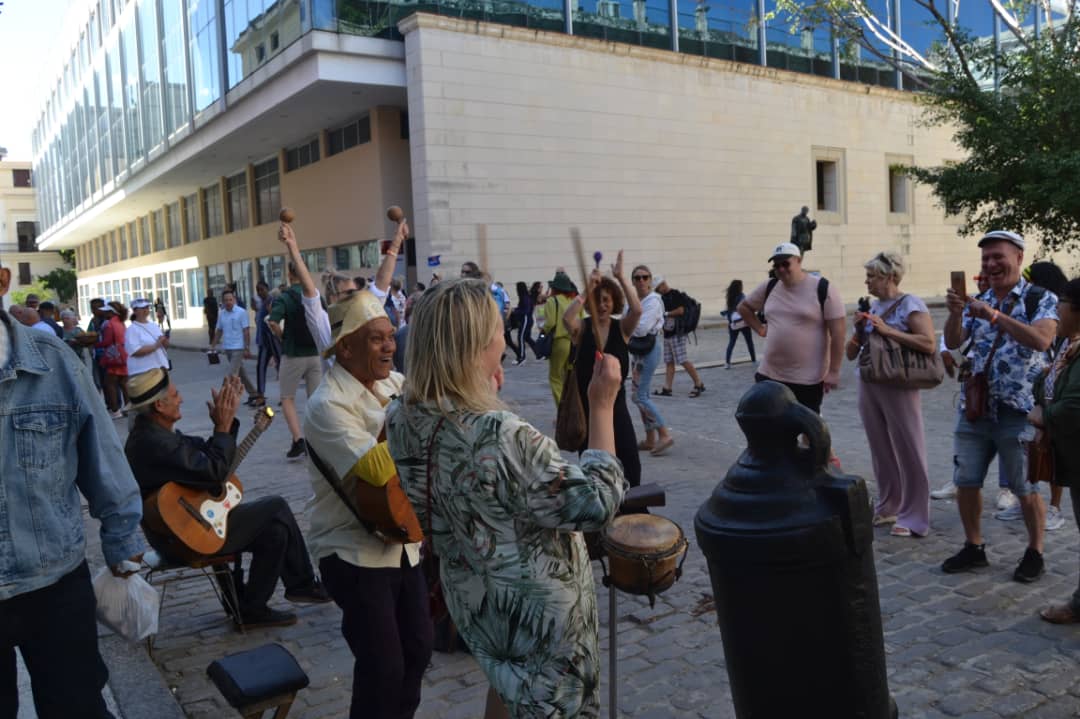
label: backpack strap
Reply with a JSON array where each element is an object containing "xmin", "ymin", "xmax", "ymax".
[
  {"xmin": 1023, "ymin": 284, "xmax": 1045, "ymax": 324},
  {"xmin": 763, "ymin": 276, "xmax": 828, "ymax": 318}
]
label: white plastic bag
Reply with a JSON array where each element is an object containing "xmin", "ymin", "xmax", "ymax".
[{"xmin": 92, "ymin": 565, "xmax": 161, "ymax": 642}]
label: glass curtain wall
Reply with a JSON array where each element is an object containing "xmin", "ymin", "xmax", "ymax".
[
  {"xmin": 138, "ymin": 0, "xmax": 165, "ymax": 152},
  {"xmin": 188, "ymin": 0, "xmax": 222, "ymax": 112},
  {"xmin": 161, "ymin": 0, "xmax": 189, "ymax": 134}
]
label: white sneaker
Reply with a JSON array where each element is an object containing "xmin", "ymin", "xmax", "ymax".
[
  {"xmin": 930, "ymin": 481, "xmax": 957, "ymax": 500},
  {"xmin": 994, "ymin": 502, "xmax": 1024, "ymax": 521},
  {"xmin": 1046, "ymin": 505, "xmax": 1066, "ymax": 531},
  {"xmin": 997, "ymin": 489, "xmax": 1018, "ymax": 511}
]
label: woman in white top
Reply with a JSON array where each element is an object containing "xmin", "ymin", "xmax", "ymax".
[{"xmin": 125, "ymin": 297, "xmax": 170, "ymax": 376}]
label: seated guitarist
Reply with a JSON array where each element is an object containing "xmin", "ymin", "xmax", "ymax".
[
  {"xmin": 304, "ymin": 291, "xmax": 433, "ymax": 719},
  {"xmin": 124, "ymin": 369, "xmax": 330, "ymax": 629}
]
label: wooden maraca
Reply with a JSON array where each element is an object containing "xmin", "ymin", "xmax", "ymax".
[
  {"xmin": 279, "ymin": 207, "xmax": 296, "ymax": 223},
  {"xmin": 386, "ymin": 205, "xmax": 404, "ymax": 223}
]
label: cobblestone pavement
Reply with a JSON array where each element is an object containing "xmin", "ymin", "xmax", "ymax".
[{"xmin": 83, "ymin": 319, "xmax": 1080, "ymax": 718}]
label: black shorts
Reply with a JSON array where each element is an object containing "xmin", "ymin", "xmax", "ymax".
[{"xmin": 754, "ymin": 373, "xmax": 824, "ymax": 414}]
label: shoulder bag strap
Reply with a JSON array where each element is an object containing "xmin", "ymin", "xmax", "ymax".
[
  {"xmin": 305, "ymin": 440, "xmax": 379, "ymax": 536},
  {"xmin": 425, "ymin": 417, "xmax": 448, "ymax": 538},
  {"xmin": 983, "ymin": 300, "xmax": 1014, "ymax": 374}
]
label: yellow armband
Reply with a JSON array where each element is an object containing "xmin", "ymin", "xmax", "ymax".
[{"xmin": 349, "ymin": 441, "xmax": 398, "ymax": 488}]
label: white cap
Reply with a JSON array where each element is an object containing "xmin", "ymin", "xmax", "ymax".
[
  {"xmin": 978, "ymin": 230, "xmax": 1025, "ymax": 251},
  {"xmin": 769, "ymin": 242, "xmax": 802, "ymax": 261},
  {"xmin": 652, "ymin": 275, "xmax": 665, "ymax": 290}
]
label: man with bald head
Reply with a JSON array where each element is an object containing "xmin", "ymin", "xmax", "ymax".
[{"xmin": 942, "ymin": 230, "xmax": 1059, "ymax": 583}]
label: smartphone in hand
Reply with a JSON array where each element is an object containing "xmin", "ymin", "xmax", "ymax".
[{"xmin": 950, "ymin": 271, "xmax": 967, "ymax": 301}]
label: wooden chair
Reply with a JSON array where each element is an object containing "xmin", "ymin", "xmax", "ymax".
[{"xmin": 207, "ymin": 643, "xmax": 309, "ymax": 719}]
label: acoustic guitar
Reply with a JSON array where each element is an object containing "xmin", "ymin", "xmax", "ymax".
[{"xmin": 143, "ymin": 407, "xmax": 275, "ymax": 556}]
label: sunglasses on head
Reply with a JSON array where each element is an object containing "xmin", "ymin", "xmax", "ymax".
[{"xmin": 632, "ymin": 274, "xmax": 651, "ymax": 281}]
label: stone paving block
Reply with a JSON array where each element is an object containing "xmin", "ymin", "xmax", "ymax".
[
  {"xmin": 935, "ymin": 688, "xmax": 995, "ymax": 716},
  {"xmin": 992, "ymin": 689, "xmax": 1048, "ymax": 716}
]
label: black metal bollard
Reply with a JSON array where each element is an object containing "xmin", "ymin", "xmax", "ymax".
[{"xmin": 694, "ymin": 381, "xmax": 897, "ymax": 718}]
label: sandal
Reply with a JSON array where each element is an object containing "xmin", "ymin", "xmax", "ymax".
[
  {"xmin": 650, "ymin": 438, "xmax": 675, "ymax": 456},
  {"xmin": 872, "ymin": 514, "xmax": 897, "ymax": 527},
  {"xmin": 889, "ymin": 525, "xmax": 911, "ymax": 537},
  {"xmin": 689, "ymin": 385, "xmax": 706, "ymax": 398},
  {"xmin": 653, "ymin": 388, "xmax": 672, "ymax": 397},
  {"xmin": 637, "ymin": 441, "xmax": 655, "ymax": 452}
]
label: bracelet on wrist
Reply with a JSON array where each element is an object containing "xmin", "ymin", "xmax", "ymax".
[{"xmin": 990, "ymin": 309, "xmax": 1000, "ymax": 325}]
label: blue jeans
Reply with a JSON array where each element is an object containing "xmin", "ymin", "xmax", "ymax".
[
  {"xmin": 952, "ymin": 406, "xmax": 1033, "ymax": 498},
  {"xmin": 631, "ymin": 338, "xmax": 666, "ymax": 432}
]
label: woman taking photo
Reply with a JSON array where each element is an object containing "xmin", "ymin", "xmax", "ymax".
[
  {"xmin": 564, "ymin": 252, "xmax": 645, "ymax": 486},
  {"xmin": 723, "ymin": 279, "xmax": 756, "ymax": 368},
  {"xmin": 1033, "ymin": 278, "xmax": 1080, "ymax": 623},
  {"xmin": 846, "ymin": 252, "xmax": 935, "ymax": 537},
  {"xmin": 387, "ymin": 279, "xmax": 627, "ymax": 717}
]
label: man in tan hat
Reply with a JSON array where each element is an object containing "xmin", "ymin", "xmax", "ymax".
[
  {"xmin": 304, "ymin": 291, "xmax": 432, "ymax": 719},
  {"xmin": 124, "ymin": 369, "xmax": 330, "ymax": 629}
]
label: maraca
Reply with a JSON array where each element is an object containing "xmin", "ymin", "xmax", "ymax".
[
  {"xmin": 279, "ymin": 207, "xmax": 295, "ymax": 223},
  {"xmin": 593, "ymin": 251, "xmax": 603, "ymax": 270},
  {"xmin": 386, "ymin": 205, "xmax": 404, "ymax": 223}
]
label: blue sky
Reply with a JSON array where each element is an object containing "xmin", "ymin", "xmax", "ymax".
[{"xmin": 0, "ymin": 0, "xmax": 74, "ymax": 160}]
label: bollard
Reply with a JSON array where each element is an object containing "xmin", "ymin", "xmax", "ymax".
[{"xmin": 694, "ymin": 381, "xmax": 897, "ymax": 718}]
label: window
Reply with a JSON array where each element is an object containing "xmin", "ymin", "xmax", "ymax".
[
  {"xmin": 334, "ymin": 241, "xmax": 380, "ymax": 270},
  {"xmin": 230, "ymin": 260, "xmax": 253, "ymax": 306},
  {"xmin": 255, "ymin": 44, "xmax": 265, "ymax": 64},
  {"xmin": 129, "ymin": 222, "xmax": 139, "ymax": 257},
  {"xmin": 184, "ymin": 193, "xmax": 199, "ymax": 242},
  {"xmin": 301, "ymin": 250, "xmax": 326, "ymax": 275},
  {"xmin": 139, "ymin": 216, "xmax": 150, "ymax": 254},
  {"xmin": 226, "ymin": 172, "xmax": 248, "ymax": 232},
  {"xmin": 885, "ymin": 155, "xmax": 914, "ymax": 222},
  {"xmin": 327, "ymin": 116, "xmax": 371, "ymax": 156},
  {"xmin": 811, "ymin": 147, "xmax": 846, "ymax": 221},
  {"xmin": 285, "ymin": 138, "xmax": 319, "ymax": 172},
  {"xmin": 118, "ymin": 226, "xmax": 128, "ymax": 259},
  {"xmin": 400, "ymin": 111, "xmax": 409, "ymax": 140},
  {"xmin": 188, "ymin": 268, "xmax": 205, "ymax": 306},
  {"xmin": 153, "ymin": 209, "xmax": 166, "ymax": 251},
  {"xmin": 18, "ymin": 263, "xmax": 32, "ymax": 285},
  {"xmin": 16, "ymin": 222, "xmax": 38, "ymax": 252},
  {"xmin": 888, "ymin": 169, "xmax": 908, "ymax": 214},
  {"xmin": 171, "ymin": 270, "xmax": 187, "ymax": 319},
  {"xmin": 204, "ymin": 184, "xmax": 223, "ymax": 237},
  {"xmin": 253, "ymin": 158, "xmax": 280, "ymax": 225},
  {"xmin": 270, "ymin": 32, "xmax": 279, "ymax": 51},
  {"xmin": 816, "ymin": 161, "xmax": 838, "ymax": 212},
  {"xmin": 167, "ymin": 201, "xmax": 182, "ymax": 247},
  {"xmin": 207, "ymin": 263, "xmax": 227, "ymax": 300},
  {"xmin": 257, "ymin": 255, "xmax": 285, "ymax": 290},
  {"xmin": 12, "ymin": 169, "xmax": 32, "ymax": 187}
]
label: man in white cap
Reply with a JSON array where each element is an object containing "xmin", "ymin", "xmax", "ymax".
[
  {"xmin": 941, "ymin": 230, "xmax": 1058, "ymax": 583},
  {"xmin": 738, "ymin": 242, "xmax": 846, "ymax": 414},
  {"xmin": 124, "ymin": 370, "xmax": 330, "ymax": 628},
  {"xmin": 0, "ymin": 258, "xmax": 144, "ymax": 717},
  {"xmin": 303, "ymin": 291, "xmax": 432, "ymax": 719}
]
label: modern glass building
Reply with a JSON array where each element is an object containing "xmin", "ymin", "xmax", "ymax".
[{"xmin": 35, "ymin": 0, "xmax": 993, "ymax": 326}]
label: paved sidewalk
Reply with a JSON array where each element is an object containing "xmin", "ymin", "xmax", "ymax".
[{"xmin": 79, "ymin": 320, "xmax": 1080, "ymax": 718}]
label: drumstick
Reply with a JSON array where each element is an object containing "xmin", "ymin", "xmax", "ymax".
[{"xmin": 570, "ymin": 228, "xmax": 604, "ymax": 357}]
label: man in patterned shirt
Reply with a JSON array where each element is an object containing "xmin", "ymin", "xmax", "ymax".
[{"xmin": 942, "ymin": 230, "xmax": 1059, "ymax": 582}]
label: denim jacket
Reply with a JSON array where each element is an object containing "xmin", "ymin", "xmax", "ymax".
[{"xmin": 0, "ymin": 312, "xmax": 144, "ymax": 600}]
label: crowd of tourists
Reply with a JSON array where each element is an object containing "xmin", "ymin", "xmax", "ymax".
[{"xmin": 7, "ymin": 215, "xmax": 1080, "ymax": 719}]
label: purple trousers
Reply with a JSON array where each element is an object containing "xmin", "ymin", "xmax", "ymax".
[{"xmin": 858, "ymin": 379, "xmax": 931, "ymax": 536}]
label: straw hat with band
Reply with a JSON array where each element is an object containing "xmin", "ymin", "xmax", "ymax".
[
  {"xmin": 324, "ymin": 290, "xmax": 390, "ymax": 359},
  {"xmin": 126, "ymin": 368, "xmax": 171, "ymax": 411}
]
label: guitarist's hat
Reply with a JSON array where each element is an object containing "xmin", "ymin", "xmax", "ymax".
[
  {"xmin": 126, "ymin": 368, "xmax": 171, "ymax": 411},
  {"xmin": 325, "ymin": 290, "xmax": 389, "ymax": 358}
]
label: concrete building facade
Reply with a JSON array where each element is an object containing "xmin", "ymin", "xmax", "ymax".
[
  {"xmin": 0, "ymin": 160, "xmax": 68, "ymax": 310},
  {"xmin": 33, "ymin": 0, "xmax": 990, "ymax": 329}
]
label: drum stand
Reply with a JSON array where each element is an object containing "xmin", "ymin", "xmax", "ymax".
[{"xmin": 609, "ymin": 583, "xmax": 618, "ymax": 719}]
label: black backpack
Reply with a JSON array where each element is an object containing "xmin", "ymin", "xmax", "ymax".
[
  {"xmin": 763, "ymin": 276, "xmax": 829, "ymax": 320},
  {"xmin": 673, "ymin": 290, "xmax": 702, "ymax": 341}
]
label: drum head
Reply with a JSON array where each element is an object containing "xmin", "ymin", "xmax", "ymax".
[{"xmin": 602, "ymin": 514, "xmax": 683, "ymax": 554}]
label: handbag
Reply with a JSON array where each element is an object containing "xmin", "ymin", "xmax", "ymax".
[
  {"xmin": 100, "ymin": 342, "xmax": 127, "ymax": 369},
  {"xmin": 555, "ymin": 362, "xmax": 588, "ymax": 451},
  {"xmin": 627, "ymin": 333, "xmax": 657, "ymax": 357},
  {"xmin": 424, "ymin": 417, "xmax": 458, "ymax": 653},
  {"xmin": 207, "ymin": 350, "xmax": 221, "ymax": 365},
  {"xmin": 1026, "ymin": 427, "xmax": 1054, "ymax": 485},
  {"xmin": 963, "ymin": 302, "xmax": 1011, "ymax": 422},
  {"xmin": 534, "ymin": 330, "xmax": 553, "ymax": 359},
  {"xmin": 857, "ymin": 295, "xmax": 945, "ymax": 390}
]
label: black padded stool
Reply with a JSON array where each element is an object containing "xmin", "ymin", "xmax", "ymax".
[{"xmin": 207, "ymin": 643, "xmax": 309, "ymax": 718}]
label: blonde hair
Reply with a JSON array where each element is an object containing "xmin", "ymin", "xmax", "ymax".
[
  {"xmin": 864, "ymin": 251, "xmax": 906, "ymax": 283},
  {"xmin": 403, "ymin": 279, "xmax": 505, "ymax": 414}
]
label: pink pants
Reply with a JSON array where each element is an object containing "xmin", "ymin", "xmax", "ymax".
[{"xmin": 857, "ymin": 379, "xmax": 931, "ymax": 536}]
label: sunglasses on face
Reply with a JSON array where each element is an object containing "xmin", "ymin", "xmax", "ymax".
[
  {"xmin": 772, "ymin": 260, "xmax": 791, "ymax": 270},
  {"xmin": 632, "ymin": 274, "xmax": 650, "ymax": 281}
]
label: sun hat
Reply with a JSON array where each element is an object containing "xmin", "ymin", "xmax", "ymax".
[
  {"xmin": 548, "ymin": 271, "xmax": 577, "ymax": 293},
  {"xmin": 324, "ymin": 290, "xmax": 389, "ymax": 358},
  {"xmin": 126, "ymin": 368, "xmax": 170, "ymax": 411}
]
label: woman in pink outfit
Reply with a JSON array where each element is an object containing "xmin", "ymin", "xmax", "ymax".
[{"xmin": 846, "ymin": 252, "xmax": 936, "ymax": 537}]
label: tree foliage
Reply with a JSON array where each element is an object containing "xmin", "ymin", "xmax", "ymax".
[
  {"xmin": 774, "ymin": 0, "xmax": 1080, "ymax": 252},
  {"xmin": 9, "ymin": 281, "xmax": 53, "ymax": 306},
  {"xmin": 39, "ymin": 268, "xmax": 77, "ymax": 304}
]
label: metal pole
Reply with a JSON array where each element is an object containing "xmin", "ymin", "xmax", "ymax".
[
  {"xmin": 609, "ymin": 584, "xmax": 617, "ymax": 719},
  {"xmin": 831, "ymin": 31, "xmax": 840, "ymax": 79},
  {"xmin": 564, "ymin": 0, "xmax": 573, "ymax": 35},
  {"xmin": 756, "ymin": 0, "xmax": 766, "ymax": 66},
  {"xmin": 1033, "ymin": 5, "xmax": 1040, "ymax": 40},
  {"xmin": 993, "ymin": 14, "xmax": 1001, "ymax": 94},
  {"xmin": 670, "ymin": 0, "xmax": 679, "ymax": 52},
  {"xmin": 890, "ymin": 0, "xmax": 903, "ymax": 89}
]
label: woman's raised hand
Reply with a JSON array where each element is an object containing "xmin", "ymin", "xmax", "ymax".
[
  {"xmin": 611, "ymin": 250, "xmax": 625, "ymax": 280},
  {"xmin": 587, "ymin": 354, "xmax": 622, "ymax": 410}
]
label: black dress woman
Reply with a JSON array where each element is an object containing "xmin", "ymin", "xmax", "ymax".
[{"xmin": 563, "ymin": 251, "xmax": 644, "ymax": 487}]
